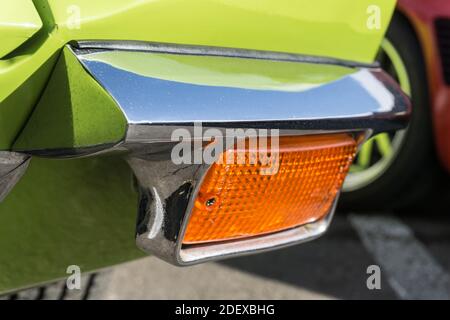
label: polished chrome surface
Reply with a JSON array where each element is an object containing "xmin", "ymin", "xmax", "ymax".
[
  {"xmin": 75, "ymin": 50, "xmax": 409, "ymax": 142},
  {"xmin": 7, "ymin": 44, "xmax": 409, "ymax": 266},
  {"xmin": 0, "ymin": 152, "xmax": 30, "ymax": 202},
  {"xmin": 129, "ymin": 152, "xmax": 207, "ymax": 265}
]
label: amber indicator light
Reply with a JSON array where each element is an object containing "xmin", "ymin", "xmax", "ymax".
[{"xmin": 183, "ymin": 134, "xmax": 357, "ymax": 244}]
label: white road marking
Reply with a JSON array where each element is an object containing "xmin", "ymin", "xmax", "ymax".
[{"xmin": 349, "ymin": 214, "xmax": 450, "ymax": 299}]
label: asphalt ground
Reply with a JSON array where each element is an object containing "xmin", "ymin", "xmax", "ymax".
[
  {"xmin": 97, "ymin": 211, "xmax": 450, "ymax": 300},
  {"xmin": 5, "ymin": 205, "xmax": 450, "ymax": 300}
]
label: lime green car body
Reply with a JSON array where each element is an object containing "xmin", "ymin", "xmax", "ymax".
[{"xmin": 0, "ymin": 0, "xmax": 396, "ymax": 293}]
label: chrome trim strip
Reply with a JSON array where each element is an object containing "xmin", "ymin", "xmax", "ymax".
[
  {"xmin": 0, "ymin": 152, "xmax": 30, "ymax": 202},
  {"xmin": 73, "ymin": 40, "xmax": 379, "ymax": 69},
  {"xmin": 74, "ymin": 50, "xmax": 409, "ymax": 144}
]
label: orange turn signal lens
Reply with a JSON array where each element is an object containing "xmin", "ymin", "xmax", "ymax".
[{"xmin": 183, "ymin": 134, "xmax": 357, "ymax": 244}]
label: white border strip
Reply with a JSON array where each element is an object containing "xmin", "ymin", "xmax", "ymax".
[{"xmin": 349, "ymin": 214, "xmax": 450, "ymax": 299}]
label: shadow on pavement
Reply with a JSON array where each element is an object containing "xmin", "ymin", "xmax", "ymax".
[
  {"xmin": 219, "ymin": 215, "xmax": 398, "ymax": 300},
  {"xmin": 220, "ymin": 179, "xmax": 450, "ymax": 300}
]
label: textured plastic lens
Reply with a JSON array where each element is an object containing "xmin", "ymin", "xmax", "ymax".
[{"xmin": 183, "ymin": 134, "xmax": 357, "ymax": 244}]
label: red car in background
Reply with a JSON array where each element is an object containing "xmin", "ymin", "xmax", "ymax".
[
  {"xmin": 342, "ymin": 0, "xmax": 450, "ymax": 209},
  {"xmin": 401, "ymin": 0, "xmax": 450, "ymax": 171}
]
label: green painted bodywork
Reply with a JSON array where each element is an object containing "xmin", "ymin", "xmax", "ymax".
[
  {"xmin": 46, "ymin": 0, "xmax": 394, "ymax": 64},
  {"xmin": 0, "ymin": 0, "xmax": 42, "ymax": 58},
  {"xmin": 13, "ymin": 48, "xmax": 127, "ymax": 151},
  {"xmin": 0, "ymin": 0, "xmax": 395, "ymax": 150},
  {"xmin": 0, "ymin": 0, "xmax": 397, "ymax": 293},
  {"xmin": 0, "ymin": 2, "xmax": 63, "ymax": 150},
  {"xmin": 0, "ymin": 156, "xmax": 143, "ymax": 293}
]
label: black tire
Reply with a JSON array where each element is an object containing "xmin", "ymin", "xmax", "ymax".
[{"xmin": 340, "ymin": 12, "xmax": 443, "ymax": 211}]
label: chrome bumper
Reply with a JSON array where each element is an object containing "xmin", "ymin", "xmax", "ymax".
[{"xmin": 1, "ymin": 43, "xmax": 410, "ymax": 265}]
